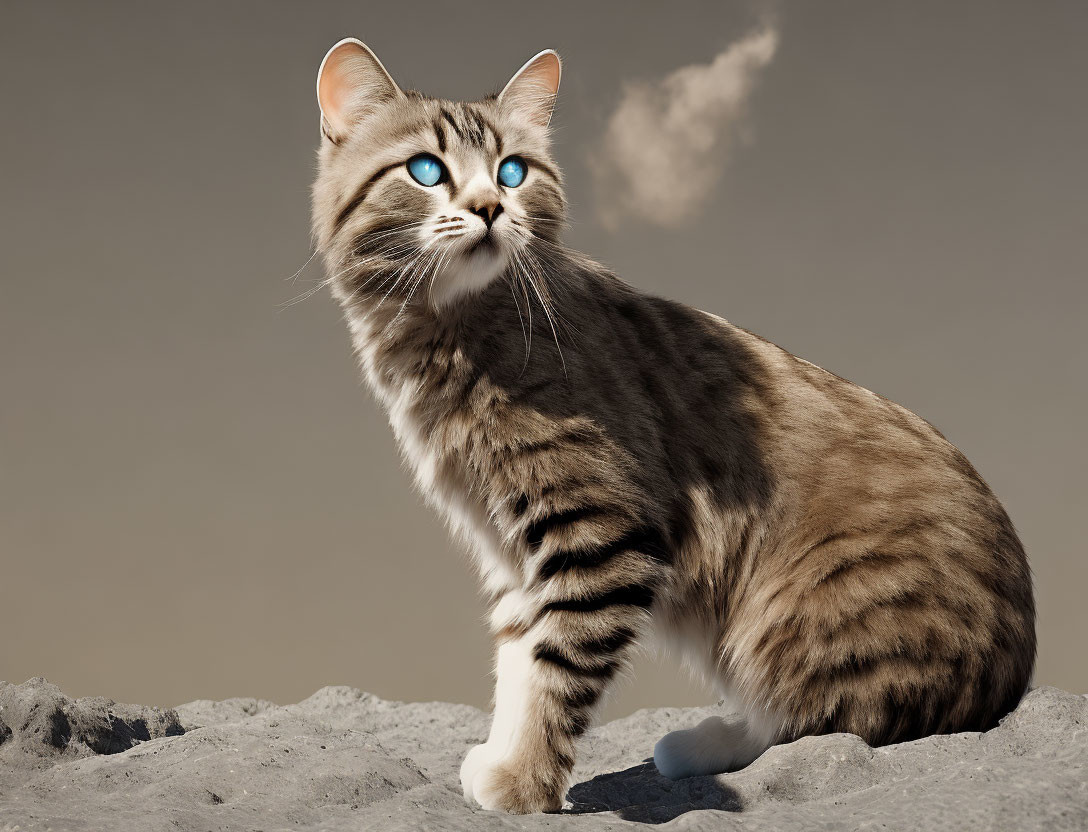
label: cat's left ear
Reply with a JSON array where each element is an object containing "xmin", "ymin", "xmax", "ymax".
[
  {"xmin": 498, "ymin": 50, "xmax": 561, "ymax": 127},
  {"xmin": 317, "ymin": 37, "xmax": 403, "ymax": 143}
]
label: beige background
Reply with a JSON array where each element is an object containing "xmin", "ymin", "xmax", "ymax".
[{"xmin": 2, "ymin": 1, "xmax": 1085, "ymax": 717}]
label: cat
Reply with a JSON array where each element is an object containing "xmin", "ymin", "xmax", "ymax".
[{"xmin": 309, "ymin": 38, "xmax": 1036, "ymax": 814}]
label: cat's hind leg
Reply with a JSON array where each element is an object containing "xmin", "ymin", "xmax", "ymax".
[{"xmin": 653, "ymin": 712, "xmax": 776, "ymax": 779}]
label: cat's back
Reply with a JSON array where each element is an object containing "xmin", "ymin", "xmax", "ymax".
[
  {"xmin": 546, "ymin": 269, "xmax": 967, "ymax": 504},
  {"xmin": 709, "ymin": 308, "xmax": 1027, "ymax": 573}
]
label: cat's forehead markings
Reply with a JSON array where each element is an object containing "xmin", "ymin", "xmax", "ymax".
[
  {"xmin": 431, "ymin": 116, "xmax": 447, "ymax": 153},
  {"xmin": 432, "ymin": 103, "xmax": 503, "ymax": 155}
]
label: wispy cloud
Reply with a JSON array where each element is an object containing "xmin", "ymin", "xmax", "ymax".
[{"xmin": 590, "ymin": 27, "xmax": 779, "ymax": 229}]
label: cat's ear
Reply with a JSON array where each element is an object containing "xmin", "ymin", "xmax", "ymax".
[
  {"xmin": 498, "ymin": 50, "xmax": 562, "ymax": 127},
  {"xmin": 316, "ymin": 38, "xmax": 402, "ymax": 143}
]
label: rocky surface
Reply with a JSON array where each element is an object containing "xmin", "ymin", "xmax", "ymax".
[{"xmin": 0, "ymin": 678, "xmax": 1085, "ymax": 830}]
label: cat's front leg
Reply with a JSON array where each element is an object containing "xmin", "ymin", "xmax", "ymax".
[
  {"xmin": 461, "ymin": 524, "xmax": 667, "ymax": 813},
  {"xmin": 460, "ymin": 631, "xmax": 566, "ymax": 813}
]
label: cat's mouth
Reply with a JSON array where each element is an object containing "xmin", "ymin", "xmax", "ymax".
[
  {"xmin": 468, "ymin": 230, "xmax": 498, "ymax": 255},
  {"xmin": 428, "ymin": 230, "xmax": 510, "ymax": 307}
]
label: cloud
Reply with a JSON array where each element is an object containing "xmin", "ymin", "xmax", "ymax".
[{"xmin": 590, "ymin": 27, "xmax": 779, "ymax": 229}]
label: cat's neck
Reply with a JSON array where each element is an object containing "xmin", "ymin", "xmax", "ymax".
[
  {"xmin": 338, "ymin": 244, "xmax": 596, "ymax": 396},
  {"xmin": 340, "ymin": 244, "xmax": 583, "ymax": 346}
]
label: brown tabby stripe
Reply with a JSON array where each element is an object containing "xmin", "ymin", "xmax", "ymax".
[
  {"xmin": 440, "ymin": 108, "xmax": 465, "ymax": 142},
  {"xmin": 536, "ymin": 526, "xmax": 669, "ymax": 580},
  {"xmin": 532, "ymin": 643, "xmax": 619, "ymax": 678},
  {"xmin": 524, "ymin": 505, "xmax": 608, "ymax": 548},
  {"xmin": 565, "ymin": 710, "xmax": 592, "ymax": 737},
  {"xmin": 333, "ymin": 162, "xmax": 401, "ymax": 233},
  {"xmin": 481, "ymin": 114, "xmax": 503, "ymax": 155},
  {"xmin": 464, "ymin": 108, "xmax": 488, "ymax": 146},
  {"xmin": 577, "ymin": 626, "xmax": 638, "ymax": 655},
  {"xmin": 561, "ymin": 681, "xmax": 603, "ymax": 712},
  {"xmin": 512, "ymin": 493, "xmax": 530, "ymax": 518},
  {"xmin": 508, "ymin": 427, "xmax": 597, "ymax": 457},
  {"xmin": 812, "ymin": 550, "xmax": 909, "ymax": 587},
  {"xmin": 528, "ymin": 158, "xmax": 562, "ymax": 184},
  {"xmin": 538, "ymin": 583, "xmax": 656, "ymax": 616}
]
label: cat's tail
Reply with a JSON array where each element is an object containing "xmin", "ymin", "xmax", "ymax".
[{"xmin": 652, "ymin": 713, "xmax": 775, "ymax": 779}]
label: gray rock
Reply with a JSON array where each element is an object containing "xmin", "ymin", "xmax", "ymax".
[
  {"xmin": 175, "ymin": 695, "xmax": 276, "ymax": 729},
  {"xmin": 0, "ymin": 680, "xmax": 1084, "ymax": 831},
  {"xmin": 0, "ymin": 677, "xmax": 183, "ymax": 767}
]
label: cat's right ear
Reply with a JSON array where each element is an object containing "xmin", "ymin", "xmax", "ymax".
[
  {"xmin": 498, "ymin": 50, "xmax": 562, "ymax": 127},
  {"xmin": 316, "ymin": 38, "xmax": 402, "ymax": 143}
]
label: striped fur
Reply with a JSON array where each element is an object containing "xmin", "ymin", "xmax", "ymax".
[{"xmin": 310, "ymin": 42, "xmax": 1036, "ymax": 814}]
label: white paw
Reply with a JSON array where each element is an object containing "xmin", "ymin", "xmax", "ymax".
[
  {"xmin": 460, "ymin": 742, "xmax": 504, "ymax": 806},
  {"xmin": 654, "ymin": 715, "xmax": 762, "ymax": 779},
  {"xmin": 459, "ymin": 743, "xmax": 564, "ymax": 813},
  {"xmin": 467, "ymin": 760, "xmax": 510, "ymax": 811}
]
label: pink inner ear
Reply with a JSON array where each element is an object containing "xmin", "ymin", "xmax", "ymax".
[
  {"xmin": 318, "ymin": 45, "xmax": 360, "ymax": 130},
  {"xmin": 501, "ymin": 51, "xmax": 561, "ymax": 126},
  {"xmin": 524, "ymin": 53, "xmax": 560, "ymax": 94},
  {"xmin": 317, "ymin": 39, "xmax": 401, "ymax": 138}
]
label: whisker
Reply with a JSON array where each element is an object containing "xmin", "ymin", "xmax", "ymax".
[
  {"xmin": 519, "ymin": 252, "xmax": 568, "ymax": 378},
  {"xmin": 278, "ymin": 261, "xmax": 360, "ymax": 309},
  {"xmin": 377, "ymin": 238, "xmax": 435, "ymax": 312},
  {"xmin": 517, "ymin": 255, "xmax": 535, "ymax": 366},
  {"xmin": 284, "ymin": 248, "xmax": 319, "ymax": 283},
  {"xmin": 394, "ymin": 241, "xmax": 443, "ymax": 322},
  {"xmin": 507, "ymin": 257, "xmax": 533, "ymax": 373}
]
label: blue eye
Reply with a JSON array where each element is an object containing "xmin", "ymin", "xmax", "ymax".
[
  {"xmin": 407, "ymin": 154, "xmax": 445, "ymax": 187},
  {"xmin": 497, "ymin": 156, "xmax": 527, "ymax": 188}
]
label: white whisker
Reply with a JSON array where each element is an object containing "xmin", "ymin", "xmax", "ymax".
[
  {"xmin": 519, "ymin": 250, "xmax": 568, "ymax": 378},
  {"xmin": 284, "ymin": 249, "xmax": 319, "ymax": 283}
]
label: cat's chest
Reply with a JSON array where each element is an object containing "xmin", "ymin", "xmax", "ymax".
[
  {"xmin": 348, "ymin": 311, "xmax": 522, "ymax": 593},
  {"xmin": 347, "ymin": 312, "xmax": 440, "ymax": 489},
  {"xmin": 387, "ymin": 383, "xmax": 520, "ymax": 593}
]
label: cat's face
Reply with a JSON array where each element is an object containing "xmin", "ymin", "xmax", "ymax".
[{"xmin": 312, "ymin": 40, "xmax": 565, "ymax": 309}]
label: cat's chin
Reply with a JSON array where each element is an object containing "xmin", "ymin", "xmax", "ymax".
[{"xmin": 428, "ymin": 247, "xmax": 510, "ymax": 309}]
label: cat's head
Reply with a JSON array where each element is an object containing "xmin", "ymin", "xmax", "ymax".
[{"xmin": 311, "ymin": 39, "xmax": 566, "ymax": 309}]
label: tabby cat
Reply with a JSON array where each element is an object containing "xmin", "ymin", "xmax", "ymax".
[{"xmin": 310, "ymin": 39, "xmax": 1036, "ymax": 814}]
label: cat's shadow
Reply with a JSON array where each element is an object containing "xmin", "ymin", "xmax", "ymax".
[{"xmin": 563, "ymin": 760, "xmax": 741, "ymax": 824}]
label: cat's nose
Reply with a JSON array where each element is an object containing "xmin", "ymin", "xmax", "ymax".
[{"xmin": 469, "ymin": 201, "xmax": 504, "ymax": 229}]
